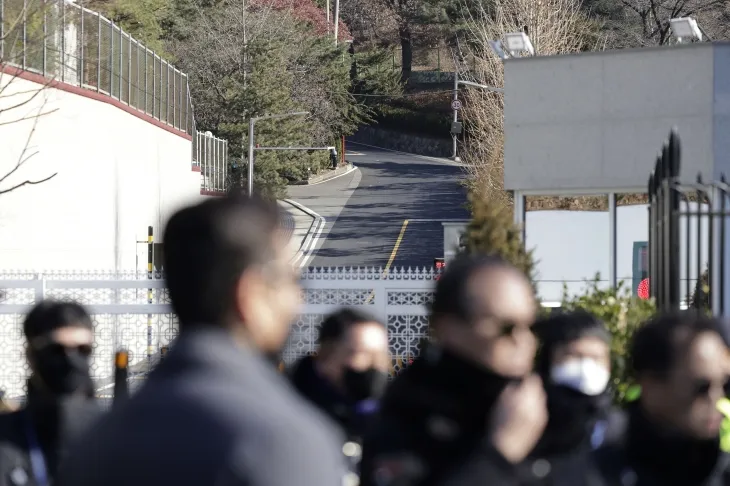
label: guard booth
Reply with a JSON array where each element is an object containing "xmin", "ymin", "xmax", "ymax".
[
  {"xmin": 503, "ymin": 42, "xmax": 730, "ymax": 303},
  {"xmin": 442, "ymin": 221, "xmax": 469, "ymax": 264}
]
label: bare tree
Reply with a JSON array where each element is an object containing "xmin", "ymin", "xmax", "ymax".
[
  {"xmin": 0, "ymin": 0, "xmax": 60, "ymax": 197},
  {"xmin": 458, "ymin": 0, "xmax": 600, "ymax": 208},
  {"xmin": 614, "ymin": 0, "xmax": 727, "ymax": 46}
]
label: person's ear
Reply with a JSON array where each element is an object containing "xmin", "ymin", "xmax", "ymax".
[{"xmin": 232, "ymin": 268, "xmax": 263, "ymax": 324}]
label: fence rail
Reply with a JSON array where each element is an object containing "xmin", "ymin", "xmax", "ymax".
[
  {"xmin": 0, "ymin": 268, "xmax": 571, "ymax": 398},
  {"xmin": 648, "ymin": 129, "xmax": 730, "ymax": 315},
  {"xmin": 196, "ymin": 131, "xmax": 228, "ymax": 193},
  {"xmin": 0, "ymin": 0, "xmax": 228, "ymax": 189}
]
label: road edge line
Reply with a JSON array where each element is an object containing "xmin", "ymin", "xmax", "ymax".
[
  {"xmin": 347, "ymin": 141, "xmax": 465, "ymax": 167},
  {"xmin": 283, "ymin": 199, "xmax": 326, "ymax": 268},
  {"xmin": 306, "ymin": 165, "xmax": 359, "ymax": 186}
]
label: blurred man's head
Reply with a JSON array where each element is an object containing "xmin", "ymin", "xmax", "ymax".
[
  {"xmin": 24, "ymin": 301, "xmax": 94, "ymax": 398},
  {"xmin": 633, "ymin": 313, "xmax": 730, "ymax": 439},
  {"xmin": 316, "ymin": 308, "xmax": 389, "ymax": 401},
  {"xmin": 534, "ymin": 311, "xmax": 611, "ymax": 396},
  {"xmin": 163, "ymin": 194, "xmax": 300, "ymax": 354},
  {"xmin": 430, "ymin": 254, "xmax": 537, "ymax": 378}
]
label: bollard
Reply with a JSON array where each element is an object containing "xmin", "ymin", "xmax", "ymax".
[{"xmin": 113, "ymin": 350, "xmax": 129, "ymax": 408}]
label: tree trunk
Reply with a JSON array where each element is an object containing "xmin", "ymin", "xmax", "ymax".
[{"xmin": 399, "ymin": 23, "xmax": 413, "ymax": 84}]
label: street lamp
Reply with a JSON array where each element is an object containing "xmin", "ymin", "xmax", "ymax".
[
  {"xmin": 247, "ymin": 111, "xmax": 309, "ymax": 196},
  {"xmin": 670, "ymin": 17, "xmax": 707, "ymax": 43},
  {"xmin": 451, "ymin": 75, "xmax": 504, "ymax": 161}
]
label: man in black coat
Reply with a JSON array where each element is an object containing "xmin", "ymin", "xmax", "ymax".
[
  {"xmin": 0, "ymin": 301, "xmax": 102, "ymax": 486},
  {"xmin": 56, "ymin": 194, "xmax": 345, "ymax": 486},
  {"xmin": 592, "ymin": 313, "xmax": 730, "ymax": 486},
  {"xmin": 290, "ymin": 308, "xmax": 390, "ymax": 441},
  {"xmin": 359, "ymin": 254, "xmax": 548, "ymax": 486},
  {"xmin": 290, "ymin": 308, "xmax": 390, "ymax": 475}
]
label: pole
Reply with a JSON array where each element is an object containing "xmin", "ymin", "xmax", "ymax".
[
  {"xmin": 326, "ymin": 0, "xmax": 330, "ymax": 31},
  {"xmin": 333, "ymin": 0, "xmax": 340, "ymax": 45},
  {"xmin": 452, "ymin": 71, "xmax": 458, "ymax": 160},
  {"xmin": 248, "ymin": 118, "xmax": 255, "ymax": 197},
  {"xmin": 146, "ymin": 226, "xmax": 154, "ymax": 366}
]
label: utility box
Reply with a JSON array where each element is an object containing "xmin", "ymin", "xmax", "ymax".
[{"xmin": 442, "ymin": 221, "xmax": 469, "ymax": 263}]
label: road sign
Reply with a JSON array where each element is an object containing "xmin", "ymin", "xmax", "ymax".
[{"xmin": 451, "ymin": 99, "xmax": 462, "ymax": 110}]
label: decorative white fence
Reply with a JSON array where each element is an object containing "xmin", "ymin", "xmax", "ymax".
[{"xmin": 0, "ymin": 268, "xmax": 441, "ymax": 398}]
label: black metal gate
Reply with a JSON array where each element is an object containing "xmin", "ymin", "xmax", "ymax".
[{"xmin": 648, "ymin": 130, "xmax": 729, "ymax": 314}]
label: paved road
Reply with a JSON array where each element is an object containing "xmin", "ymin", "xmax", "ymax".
[{"xmin": 287, "ymin": 144, "xmax": 469, "ymax": 269}]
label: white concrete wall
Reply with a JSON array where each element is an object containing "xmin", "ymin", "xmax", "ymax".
[
  {"xmin": 528, "ymin": 204, "xmax": 709, "ymax": 302},
  {"xmin": 0, "ymin": 74, "xmax": 203, "ymax": 271}
]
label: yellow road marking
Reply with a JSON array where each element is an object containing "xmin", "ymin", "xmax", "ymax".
[
  {"xmin": 384, "ymin": 220, "xmax": 409, "ymax": 276},
  {"xmin": 365, "ymin": 220, "xmax": 409, "ymax": 304}
]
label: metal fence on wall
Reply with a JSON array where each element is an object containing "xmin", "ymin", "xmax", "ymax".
[
  {"xmin": 0, "ymin": 0, "xmax": 193, "ymax": 134},
  {"xmin": 648, "ymin": 129, "xmax": 730, "ymax": 315},
  {"xmin": 0, "ymin": 0, "xmax": 229, "ymax": 190},
  {"xmin": 196, "ymin": 131, "xmax": 228, "ymax": 193}
]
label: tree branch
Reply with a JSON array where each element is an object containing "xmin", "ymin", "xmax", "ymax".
[{"xmin": 0, "ymin": 173, "xmax": 58, "ymax": 196}]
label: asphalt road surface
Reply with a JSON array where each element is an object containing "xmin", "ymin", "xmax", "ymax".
[{"xmin": 288, "ymin": 144, "xmax": 469, "ymax": 269}]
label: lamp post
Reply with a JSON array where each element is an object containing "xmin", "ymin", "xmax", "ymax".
[
  {"xmin": 451, "ymin": 77, "xmax": 504, "ymax": 160},
  {"xmin": 247, "ymin": 111, "xmax": 309, "ymax": 196}
]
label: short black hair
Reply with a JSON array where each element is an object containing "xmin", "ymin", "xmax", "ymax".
[
  {"xmin": 430, "ymin": 253, "xmax": 517, "ymax": 322},
  {"xmin": 317, "ymin": 308, "xmax": 382, "ymax": 346},
  {"xmin": 24, "ymin": 300, "xmax": 93, "ymax": 340},
  {"xmin": 533, "ymin": 310, "xmax": 609, "ymax": 375},
  {"xmin": 630, "ymin": 312, "xmax": 729, "ymax": 378},
  {"xmin": 163, "ymin": 193, "xmax": 280, "ymax": 328}
]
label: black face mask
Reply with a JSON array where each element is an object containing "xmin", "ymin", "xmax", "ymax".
[
  {"xmin": 32, "ymin": 346, "xmax": 93, "ymax": 396},
  {"xmin": 343, "ymin": 367, "xmax": 388, "ymax": 402}
]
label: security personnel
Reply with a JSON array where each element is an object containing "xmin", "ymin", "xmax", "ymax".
[
  {"xmin": 526, "ymin": 311, "xmax": 625, "ymax": 485},
  {"xmin": 592, "ymin": 313, "xmax": 730, "ymax": 485},
  {"xmin": 0, "ymin": 301, "xmax": 102, "ymax": 486},
  {"xmin": 359, "ymin": 254, "xmax": 548, "ymax": 486},
  {"xmin": 291, "ymin": 308, "xmax": 390, "ymax": 478}
]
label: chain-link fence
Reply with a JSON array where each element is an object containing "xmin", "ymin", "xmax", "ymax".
[
  {"xmin": 0, "ymin": 0, "xmax": 229, "ymax": 189},
  {"xmin": 389, "ymin": 46, "xmax": 459, "ymax": 83},
  {"xmin": 1, "ymin": 0, "xmax": 192, "ymax": 134}
]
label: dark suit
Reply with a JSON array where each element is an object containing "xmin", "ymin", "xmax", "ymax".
[{"xmin": 56, "ymin": 327, "xmax": 346, "ymax": 486}]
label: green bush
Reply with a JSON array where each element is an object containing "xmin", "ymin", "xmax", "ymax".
[
  {"xmin": 462, "ymin": 192, "xmax": 538, "ymax": 293},
  {"xmin": 559, "ymin": 275, "xmax": 656, "ymax": 403}
]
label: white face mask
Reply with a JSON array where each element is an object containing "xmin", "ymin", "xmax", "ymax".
[{"xmin": 550, "ymin": 358, "xmax": 610, "ymax": 396}]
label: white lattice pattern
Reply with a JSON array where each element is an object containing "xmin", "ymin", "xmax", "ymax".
[{"xmin": 0, "ymin": 268, "xmax": 438, "ymax": 397}]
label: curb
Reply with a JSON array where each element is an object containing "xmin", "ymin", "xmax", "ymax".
[
  {"xmin": 347, "ymin": 141, "xmax": 464, "ymax": 167},
  {"xmin": 289, "ymin": 163, "xmax": 356, "ymax": 186},
  {"xmin": 282, "ymin": 199, "xmax": 326, "ymax": 267}
]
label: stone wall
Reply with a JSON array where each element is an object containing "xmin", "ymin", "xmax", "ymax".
[{"xmin": 349, "ymin": 126, "xmax": 452, "ymax": 158}]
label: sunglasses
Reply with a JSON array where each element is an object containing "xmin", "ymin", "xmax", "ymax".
[
  {"xmin": 32, "ymin": 338, "xmax": 93, "ymax": 358},
  {"xmin": 690, "ymin": 376, "xmax": 730, "ymax": 399}
]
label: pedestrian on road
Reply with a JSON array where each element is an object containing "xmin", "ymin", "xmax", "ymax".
[
  {"xmin": 56, "ymin": 194, "xmax": 346, "ymax": 486},
  {"xmin": 0, "ymin": 300, "xmax": 102, "ymax": 486},
  {"xmin": 290, "ymin": 308, "xmax": 390, "ymax": 473},
  {"xmin": 522, "ymin": 311, "xmax": 624, "ymax": 485},
  {"xmin": 592, "ymin": 313, "xmax": 730, "ymax": 486},
  {"xmin": 359, "ymin": 254, "xmax": 548, "ymax": 486}
]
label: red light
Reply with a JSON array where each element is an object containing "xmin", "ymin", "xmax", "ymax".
[{"xmin": 637, "ymin": 278, "xmax": 650, "ymax": 300}]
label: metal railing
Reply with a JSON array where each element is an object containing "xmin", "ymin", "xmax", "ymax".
[
  {"xmin": 1, "ymin": 0, "xmax": 192, "ymax": 134},
  {"xmin": 196, "ymin": 130, "xmax": 228, "ymax": 193},
  {"xmin": 0, "ymin": 0, "xmax": 229, "ymax": 190},
  {"xmin": 648, "ymin": 129, "xmax": 730, "ymax": 315}
]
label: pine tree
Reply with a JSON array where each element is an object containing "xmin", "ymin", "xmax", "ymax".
[{"xmin": 462, "ymin": 191, "xmax": 537, "ymax": 292}]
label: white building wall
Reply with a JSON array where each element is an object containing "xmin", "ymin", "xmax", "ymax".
[{"xmin": 0, "ymin": 74, "xmax": 203, "ymax": 271}]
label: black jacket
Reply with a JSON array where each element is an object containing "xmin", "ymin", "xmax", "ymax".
[
  {"xmin": 592, "ymin": 403, "xmax": 730, "ymax": 486},
  {"xmin": 56, "ymin": 327, "xmax": 346, "ymax": 486},
  {"xmin": 0, "ymin": 384, "xmax": 102, "ymax": 486},
  {"xmin": 290, "ymin": 355, "xmax": 378, "ymax": 442},
  {"xmin": 359, "ymin": 349, "xmax": 523, "ymax": 486}
]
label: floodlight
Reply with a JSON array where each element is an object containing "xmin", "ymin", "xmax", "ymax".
[
  {"xmin": 504, "ymin": 32, "xmax": 535, "ymax": 56},
  {"xmin": 670, "ymin": 17, "xmax": 703, "ymax": 42}
]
